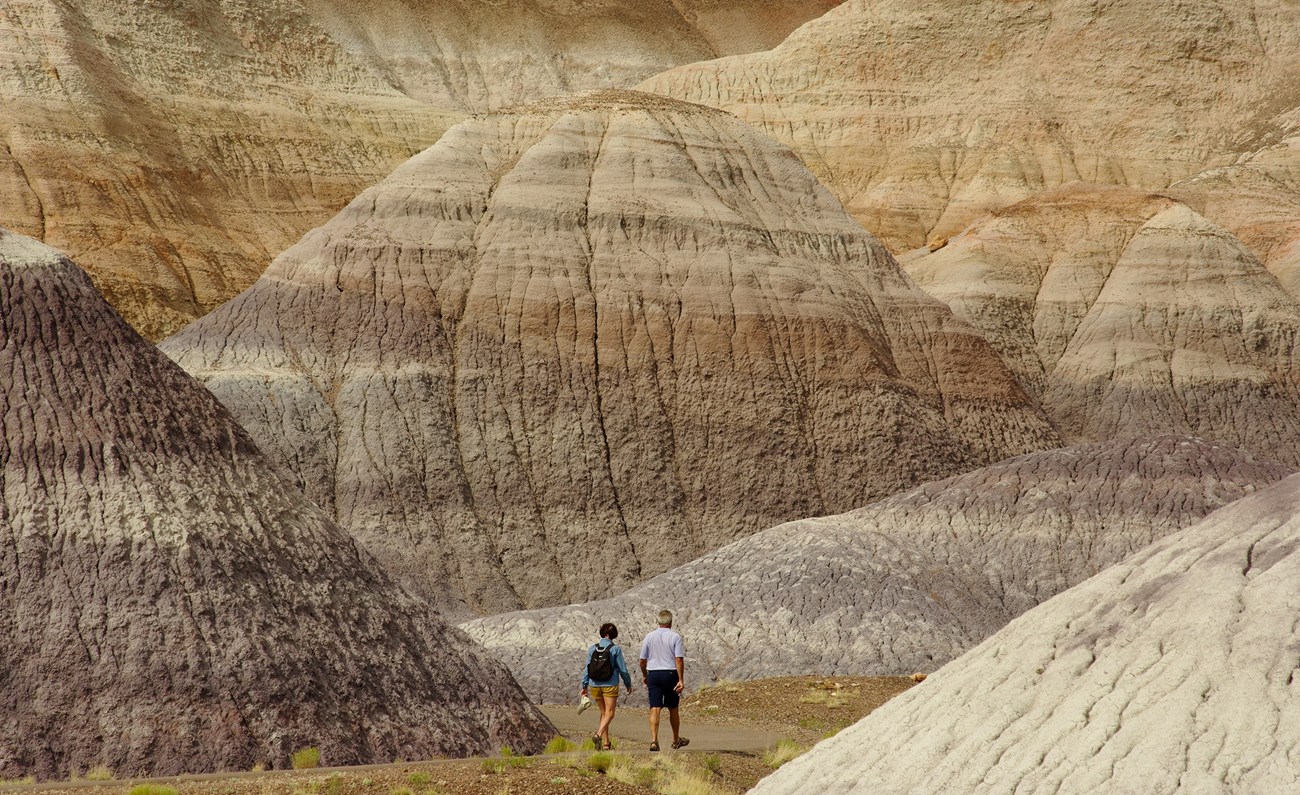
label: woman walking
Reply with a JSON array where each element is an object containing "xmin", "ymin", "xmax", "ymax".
[{"xmin": 580, "ymin": 622, "xmax": 633, "ymax": 750}]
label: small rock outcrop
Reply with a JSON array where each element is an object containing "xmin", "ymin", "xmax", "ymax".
[
  {"xmin": 162, "ymin": 89, "xmax": 1060, "ymax": 617},
  {"xmin": 0, "ymin": 0, "xmax": 838, "ymax": 339},
  {"xmin": 641, "ymin": 0, "xmax": 1300, "ymax": 253},
  {"xmin": 0, "ymin": 229, "xmax": 553, "ymax": 780},
  {"xmin": 904, "ymin": 185, "xmax": 1300, "ymax": 468},
  {"xmin": 460, "ymin": 436, "xmax": 1288, "ymax": 703},
  {"xmin": 748, "ymin": 470, "xmax": 1300, "ymax": 794}
]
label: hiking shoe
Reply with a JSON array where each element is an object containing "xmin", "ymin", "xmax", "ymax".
[
  {"xmin": 671, "ymin": 737, "xmax": 689, "ymax": 750},
  {"xmin": 592, "ymin": 734, "xmax": 602, "ymax": 749},
  {"xmin": 649, "ymin": 742, "xmax": 660, "ymax": 752}
]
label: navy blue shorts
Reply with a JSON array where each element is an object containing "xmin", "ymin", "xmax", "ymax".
[{"xmin": 646, "ymin": 669, "xmax": 680, "ymax": 709}]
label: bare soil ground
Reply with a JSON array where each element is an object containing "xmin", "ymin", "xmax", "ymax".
[{"xmin": 1, "ymin": 676, "xmax": 916, "ymax": 795}]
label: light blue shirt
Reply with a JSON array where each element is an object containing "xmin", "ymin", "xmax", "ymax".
[
  {"xmin": 581, "ymin": 639, "xmax": 632, "ymax": 689},
  {"xmin": 639, "ymin": 626, "xmax": 685, "ymax": 671}
]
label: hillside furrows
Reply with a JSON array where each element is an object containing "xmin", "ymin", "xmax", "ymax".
[
  {"xmin": 163, "ymin": 90, "xmax": 1060, "ymax": 617},
  {"xmin": 641, "ymin": 0, "xmax": 1300, "ymax": 254},
  {"xmin": 0, "ymin": 0, "xmax": 838, "ymax": 338},
  {"xmin": 750, "ymin": 469, "xmax": 1300, "ymax": 794},
  {"xmin": 460, "ymin": 436, "xmax": 1289, "ymax": 703},
  {"xmin": 903, "ymin": 185, "xmax": 1300, "ymax": 467},
  {"xmin": 0, "ymin": 228, "xmax": 553, "ymax": 779}
]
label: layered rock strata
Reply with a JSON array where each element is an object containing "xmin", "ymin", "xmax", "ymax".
[
  {"xmin": 749, "ymin": 469, "xmax": 1300, "ymax": 794},
  {"xmin": 903, "ymin": 185, "xmax": 1300, "ymax": 468},
  {"xmin": 461, "ymin": 436, "xmax": 1289, "ymax": 703},
  {"xmin": 162, "ymin": 90, "xmax": 1060, "ymax": 617},
  {"xmin": 0, "ymin": 0, "xmax": 837, "ymax": 338},
  {"xmin": 0, "ymin": 228, "xmax": 553, "ymax": 780},
  {"xmin": 641, "ymin": 0, "xmax": 1300, "ymax": 253}
]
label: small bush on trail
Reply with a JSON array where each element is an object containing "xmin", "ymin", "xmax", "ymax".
[
  {"xmin": 543, "ymin": 736, "xmax": 577, "ymax": 754},
  {"xmin": 291, "ymin": 747, "xmax": 321, "ymax": 770},
  {"xmin": 586, "ymin": 752, "xmax": 614, "ymax": 774},
  {"xmin": 128, "ymin": 785, "xmax": 178, "ymax": 795},
  {"xmin": 763, "ymin": 739, "xmax": 806, "ymax": 769}
]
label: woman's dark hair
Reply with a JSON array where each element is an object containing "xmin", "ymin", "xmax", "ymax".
[{"xmin": 599, "ymin": 622, "xmax": 618, "ymax": 639}]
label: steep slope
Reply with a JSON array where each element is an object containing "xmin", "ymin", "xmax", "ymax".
[
  {"xmin": 460, "ymin": 436, "xmax": 1290, "ymax": 703},
  {"xmin": 0, "ymin": 228, "xmax": 553, "ymax": 780},
  {"xmin": 903, "ymin": 185, "xmax": 1300, "ymax": 467},
  {"xmin": 749, "ymin": 471, "xmax": 1300, "ymax": 794},
  {"xmin": 161, "ymin": 89, "xmax": 1060, "ymax": 617},
  {"xmin": 0, "ymin": 0, "xmax": 838, "ymax": 339},
  {"xmin": 641, "ymin": 0, "xmax": 1300, "ymax": 253}
]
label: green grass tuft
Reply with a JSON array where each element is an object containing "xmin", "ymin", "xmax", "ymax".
[
  {"xmin": 543, "ymin": 736, "xmax": 577, "ymax": 755},
  {"xmin": 586, "ymin": 752, "xmax": 614, "ymax": 774},
  {"xmin": 290, "ymin": 747, "xmax": 321, "ymax": 770},
  {"xmin": 127, "ymin": 786, "xmax": 177, "ymax": 795},
  {"xmin": 763, "ymin": 738, "xmax": 806, "ymax": 769}
]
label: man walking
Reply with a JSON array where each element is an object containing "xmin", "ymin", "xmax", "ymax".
[{"xmin": 639, "ymin": 609, "xmax": 688, "ymax": 751}]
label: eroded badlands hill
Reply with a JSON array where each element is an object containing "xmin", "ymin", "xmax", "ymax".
[
  {"xmin": 0, "ymin": 229, "xmax": 552, "ymax": 780},
  {"xmin": 0, "ymin": 0, "xmax": 837, "ymax": 338},
  {"xmin": 750, "ymin": 470, "xmax": 1300, "ymax": 794},
  {"xmin": 461, "ymin": 436, "xmax": 1288, "ymax": 703},
  {"xmin": 641, "ymin": 0, "xmax": 1300, "ymax": 253},
  {"xmin": 903, "ymin": 185, "xmax": 1300, "ymax": 467},
  {"xmin": 162, "ymin": 90, "xmax": 1060, "ymax": 617}
]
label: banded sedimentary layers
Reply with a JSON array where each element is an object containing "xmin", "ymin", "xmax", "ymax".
[
  {"xmin": 641, "ymin": 0, "xmax": 1300, "ymax": 253},
  {"xmin": 749, "ymin": 471, "xmax": 1300, "ymax": 794},
  {"xmin": 0, "ymin": 0, "xmax": 837, "ymax": 339},
  {"xmin": 0, "ymin": 229, "xmax": 553, "ymax": 780},
  {"xmin": 903, "ymin": 185, "xmax": 1300, "ymax": 467},
  {"xmin": 162, "ymin": 90, "xmax": 1060, "ymax": 617},
  {"xmin": 462, "ymin": 436, "xmax": 1289, "ymax": 703}
]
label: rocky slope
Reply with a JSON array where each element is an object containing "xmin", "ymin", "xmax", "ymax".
[
  {"xmin": 749, "ymin": 471, "xmax": 1300, "ymax": 794},
  {"xmin": 0, "ymin": 0, "xmax": 837, "ymax": 339},
  {"xmin": 460, "ymin": 436, "xmax": 1288, "ymax": 703},
  {"xmin": 903, "ymin": 185, "xmax": 1300, "ymax": 468},
  {"xmin": 161, "ymin": 89, "xmax": 1060, "ymax": 617},
  {"xmin": 641, "ymin": 0, "xmax": 1300, "ymax": 254},
  {"xmin": 0, "ymin": 228, "xmax": 553, "ymax": 780}
]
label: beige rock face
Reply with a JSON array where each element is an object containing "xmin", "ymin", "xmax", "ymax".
[
  {"xmin": 162, "ymin": 90, "xmax": 1060, "ymax": 617},
  {"xmin": 0, "ymin": 0, "xmax": 838, "ymax": 339},
  {"xmin": 749, "ymin": 469, "xmax": 1300, "ymax": 795},
  {"xmin": 0, "ymin": 228, "xmax": 554, "ymax": 779},
  {"xmin": 461, "ymin": 436, "xmax": 1289, "ymax": 704},
  {"xmin": 641, "ymin": 0, "xmax": 1300, "ymax": 253},
  {"xmin": 903, "ymin": 185, "xmax": 1300, "ymax": 468}
]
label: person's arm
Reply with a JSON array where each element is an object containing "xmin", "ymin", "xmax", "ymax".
[
  {"xmin": 639, "ymin": 638, "xmax": 650, "ymax": 685},
  {"xmin": 616, "ymin": 646, "xmax": 633, "ymax": 692},
  {"xmin": 580, "ymin": 646, "xmax": 591, "ymax": 693},
  {"xmin": 673, "ymin": 634, "xmax": 685, "ymax": 693}
]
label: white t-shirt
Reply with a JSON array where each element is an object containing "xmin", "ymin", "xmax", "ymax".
[{"xmin": 639, "ymin": 626, "xmax": 685, "ymax": 671}]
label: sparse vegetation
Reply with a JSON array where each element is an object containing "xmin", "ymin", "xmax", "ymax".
[
  {"xmin": 0, "ymin": 777, "xmax": 35, "ymax": 786},
  {"xmin": 128, "ymin": 786, "xmax": 178, "ymax": 795},
  {"xmin": 763, "ymin": 738, "xmax": 806, "ymax": 769},
  {"xmin": 702, "ymin": 755, "xmax": 722, "ymax": 776},
  {"xmin": 290, "ymin": 747, "xmax": 321, "ymax": 770},
  {"xmin": 585, "ymin": 752, "xmax": 614, "ymax": 774},
  {"xmin": 82, "ymin": 766, "xmax": 114, "ymax": 781},
  {"xmin": 542, "ymin": 735, "xmax": 577, "ymax": 754},
  {"xmin": 406, "ymin": 773, "xmax": 430, "ymax": 788}
]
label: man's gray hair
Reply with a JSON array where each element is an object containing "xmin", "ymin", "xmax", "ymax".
[{"xmin": 657, "ymin": 609, "xmax": 673, "ymax": 627}]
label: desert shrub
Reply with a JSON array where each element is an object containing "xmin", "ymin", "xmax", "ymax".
[
  {"xmin": 542, "ymin": 736, "xmax": 577, "ymax": 755},
  {"xmin": 0, "ymin": 777, "xmax": 36, "ymax": 786},
  {"xmin": 702, "ymin": 755, "xmax": 722, "ymax": 776},
  {"xmin": 586, "ymin": 752, "xmax": 614, "ymax": 774},
  {"xmin": 291, "ymin": 747, "xmax": 321, "ymax": 770},
  {"xmin": 406, "ymin": 773, "xmax": 431, "ymax": 788},
  {"xmin": 798, "ymin": 690, "xmax": 830, "ymax": 705},
  {"xmin": 763, "ymin": 739, "xmax": 806, "ymax": 769},
  {"xmin": 608, "ymin": 757, "xmax": 659, "ymax": 789},
  {"xmin": 661, "ymin": 769, "xmax": 721, "ymax": 795},
  {"xmin": 128, "ymin": 786, "xmax": 177, "ymax": 795}
]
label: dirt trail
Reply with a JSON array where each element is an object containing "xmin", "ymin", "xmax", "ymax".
[{"xmin": 541, "ymin": 705, "xmax": 785, "ymax": 753}]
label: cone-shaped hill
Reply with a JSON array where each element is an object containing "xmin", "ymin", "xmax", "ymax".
[
  {"xmin": 462, "ymin": 436, "xmax": 1290, "ymax": 703},
  {"xmin": 749, "ymin": 469, "xmax": 1300, "ymax": 794},
  {"xmin": 162, "ymin": 89, "xmax": 1061, "ymax": 617},
  {"xmin": 903, "ymin": 185, "xmax": 1300, "ymax": 468},
  {"xmin": 0, "ymin": 229, "xmax": 553, "ymax": 780}
]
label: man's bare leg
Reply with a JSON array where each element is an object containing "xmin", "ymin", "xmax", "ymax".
[
  {"xmin": 648, "ymin": 706, "xmax": 662, "ymax": 748},
  {"xmin": 669, "ymin": 707, "xmax": 681, "ymax": 744}
]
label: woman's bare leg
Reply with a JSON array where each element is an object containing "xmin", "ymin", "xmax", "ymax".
[{"xmin": 598, "ymin": 695, "xmax": 619, "ymax": 747}]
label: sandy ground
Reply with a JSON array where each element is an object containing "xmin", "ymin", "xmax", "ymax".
[{"xmin": 1, "ymin": 676, "xmax": 916, "ymax": 795}]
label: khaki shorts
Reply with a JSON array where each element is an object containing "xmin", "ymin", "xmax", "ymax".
[{"xmin": 588, "ymin": 685, "xmax": 621, "ymax": 700}]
